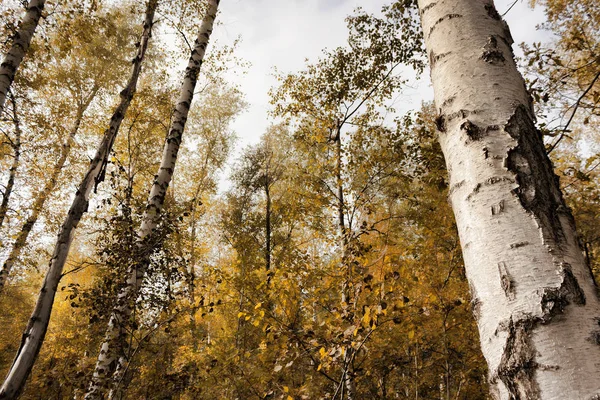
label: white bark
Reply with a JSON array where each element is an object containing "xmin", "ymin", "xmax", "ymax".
[
  {"xmin": 86, "ymin": 2, "xmax": 219, "ymax": 398},
  {"xmin": 0, "ymin": 95, "xmax": 22, "ymax": 230},
  {"xmin": 418, "ymin": 0, "xmax": 600, "ymax": 398},
  {"xmin": 0, "ymin": 0, "xmax": 45, "ymax": 115},
  {"xmin": 0, "ymin": 86, "xmax": 98, "ymax": 294},
  {"xmin": 0, "ymin": 2, "xmax": 157, "ymax": 398}
]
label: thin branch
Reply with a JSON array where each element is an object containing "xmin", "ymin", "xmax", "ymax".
[
  {"xmin": 547, "ymin": 70, "xmax": 600, "ymax": 154},
  {"xmin": 502, "ymin": 0, "xmax": 519, "ymax": 17}
]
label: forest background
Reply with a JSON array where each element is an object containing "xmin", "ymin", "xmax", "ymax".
[{"xmin": 0, "ymin": 0, "xmax": 598, "ymax": 398}]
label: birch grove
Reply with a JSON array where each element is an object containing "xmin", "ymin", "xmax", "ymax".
[
  {"xmin": 0, "ymin": 0, "xmax": 45, "ymax": 115},
  {"xmin": 85, "ymin": 1, "xmax": 219, "ymax": 398},
  {"xmin": 0, "ymin": 0, "xmax": 599, "ymax": 398},
  {"xmin": 417, "ymin": 0, "xmax": 600, "ymax": 398},
  {"xmin": 0, "ymin": 2, "xmax": 157, "ymax": 397},
  {"xmin": 0, "ymin": 87, "xmax": 98, "ymax": 294},
  {"xmin": 0, "ymin": 95, "xmax": 22, "ymax": 230}
]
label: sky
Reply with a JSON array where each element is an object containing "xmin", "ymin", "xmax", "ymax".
[{"xmin": 210, "ymin": 0, "xmax": 550, "ymax": 188}]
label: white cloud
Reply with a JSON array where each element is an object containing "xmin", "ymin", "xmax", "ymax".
[{"xmin": 211, "ymin": 0, "xmax": 551, "ymax": 190}]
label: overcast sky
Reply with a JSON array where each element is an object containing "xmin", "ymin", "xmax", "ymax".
[{"xmin": 209, "ymin": 0, "xmax": 550, "ymax": 187}]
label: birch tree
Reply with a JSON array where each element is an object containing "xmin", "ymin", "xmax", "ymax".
[
  {"xmin": 417, "ymin": 0, "xmax": 600, "ymax": 398},
  {"xmin": 0, "ymin": 94, "xmax": 22, "ymax": 230},
  {"xmin": 85, "ymin": 1, "xmax": 219, "ymax": 398},
  {"xmin": 0, "ymin": 88, "xmax": 97, "ymax": 293},
  {"xmin": 0, "ymin": 0, "xmax": 45, "ymax": 115},
  {"xmin": 0, "ymin": 2, "xmax": 139, "ymax": 294},
  {"xmin": 0, "ymin": 2, "xmax": 158, "ymax": 398}
]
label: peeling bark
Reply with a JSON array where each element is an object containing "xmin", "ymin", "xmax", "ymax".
[
  {"xmin": 418, "ymin": 0, "xmax": 600, "ymax": 398},
  {"xmin": 86, "ymin": 2, "xmax": 219, "ymax": 399},
  {"xmin": 0, "ymin": 2, "xmax": 156, "ymax": 398},
  {"xmin": 498, "ymin": 262, "xmax": 515, "ymax": 301},
  {"xmin": 0, "ymin": 0, "xmax": 45, "ymax": 115},
  {"xmin": 482, "ymin": 36, "xmax": 506, "ymax": 64},
  {"xmin": 495, "ymin": 318, "xmax": 540, "ymax": 399}
]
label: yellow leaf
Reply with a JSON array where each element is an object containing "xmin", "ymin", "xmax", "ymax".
[
  {"xmin": 317, "ymin": 363, "xmax": 322, "ymax": 371},
  {"xmin": 237, "ymin": 312, "xmax": 244, "ymax": 318},
  {"xmin": 255, "ymin": 302, "xmax": 262, "ymax": 309},
  {"xmin": 283, "ymin": 386, "xmax": 289, "ymax": 392},
  {"xmin": 408, "ymin": 330, "xmax": 415, "ymax": 339}
]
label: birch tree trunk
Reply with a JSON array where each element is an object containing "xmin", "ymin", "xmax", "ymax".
[
  {"xmin": 0, "ymin": 95, "xmax": 22, "ymax": 230},
  {"xmin": 0, "ymin": 2, "xmax": 157, "ymax": 397},
  {"xmin": 0, "ymin": 0, "xmax": 45, "ymax": 115},
  {"xmin": 332, "ymin": 129, "xmax": 356, "ymax": 400},
  {"xmin": 86, "ymin": 2, "xmax": 219, "ymax": 398},
  {"xmin": 417, "ymin": 0, "xmax": 600, "ymax": 398},
  {"xmin": 265, "ymin": 179, "xmax": 271, "ymax": 275},
  {"xmin": 0, "ymin": 87, "xmax": 98, "ymax": 294}
]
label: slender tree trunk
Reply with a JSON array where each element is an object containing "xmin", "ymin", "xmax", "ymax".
[
  {"xmin": 86, "ymin": 2, "xmax": 219, "ymax": 398},
  {"xmin": 187, "ymin": 158, "xmax": 210, "ymax": 349},
  {"xmin": 332, "ymin": 130, "xmax": 356, "ymax": 400},
  {"xmin": 335, "ymin": 130, "xmax": 350, "ymax": 308},
  {"xmin": 0, "ymin": 3, "xmax": 157, "ymax": 397},
  {"xmin": 188, "ymin": 196, "xmax": 200, "ymax": 349},
  {"xmin": 265, "ymin": 179, "xmax": 272, "ymax": 278},
  {"xmin": 0, "ymin": 95, "xmax": 22, "ymax": 229},
  {"xmin": 236, "ymin": 257, "xmax": 247, "ymax": 354},
  {"xmin": 418, "ymin": 0, "xmax": 600, "ymax": 398},
  {"xmin": 0, "ymin": 0, "xmax": 45, "ymax": 115},
  {"xmin": 0, "ymin": 87, "xmax": 98, "ymax": 294}
]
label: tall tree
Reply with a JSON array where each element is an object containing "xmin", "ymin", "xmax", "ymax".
[
  {"xmin": 0, "ymin": 94, "xmax": 22, "ymax": 229},
  {"xmin": 85, "ymin": 1, "xmax": 219, "ymax": 398},
  {"xmin": 0, "ymin": 0, "xmax": 45, "ymax": 115},
  {"xmin": 0, "ymin": 2, "xmax": 139, "ymax": 294},
  {"xmin": 0, "ymin": 1, "xmax": 158, "ymax": 397},
  {"xmin": 417, "ymin": 0, "xmax": 600, "ymax": 398}
]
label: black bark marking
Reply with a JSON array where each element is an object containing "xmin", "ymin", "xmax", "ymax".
[
  {"xmin": 441, "ymin": 96, "xmax": 455, "ymax": 108},
  {"xmin": 540, "ymin": 263, "xmax": 586, "ymax": 321},
  {"xmin": 466, "ymin": 177, "xmax": 513, "ymax": 201},
  {"xmin": 588, "ymin": 330, "xmax": 600, "ymax": 346},
  {"xmin": 449, "ymin": 179, "xmax": 465, "ymax": 195},
  {"xmin": 428, "ymin": 14, "xmax": 463, "ymax": 38},
  {"xmin": 510, "ymin": 241, "xmax": 530, "ymax": 249},
  {"xmin": 435, "ymin": 114, "xmax": 447, "ymax": 132},
  {"xmin": 496, "ymin": 318, "xmax": 541, "ymax": 399},
  {"xmin": 469, "ymin": 183, "xmax": 482, "ymax": 199},
  {"xmin": 482, "ymin": 36, "xmax": 505, "ymax": 64},
  {"xmin": 505, "ymin": 105, "xmax": 572, "ymax": 247},
  {"xmin": 498, "ymin": 262, "xmax": 515, "ymax": 300},
  {"xmin": 429, "ymin": 50, "xmax": 450, "ymax": 67},
  {"xmin": 447, "ymin": 109, "xmax": 480, "ymax": 122},
  {"xmin": 485, "ymin": 3, "xmax": 501, "ymax": 20},
  {"xmin": 491, "ymin": 200, "xmax": 505, "ymax": 216},
  {"xmin": 461, "ymin": 120, "xmax": 484, "ymax": 141},
  {"xmin": 420, "ymin": 2, "xmax": 437, "ymax": 16},
  {"xmin": 469, "ymin": 282, "xmax": 481, "ymax": 320}
]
